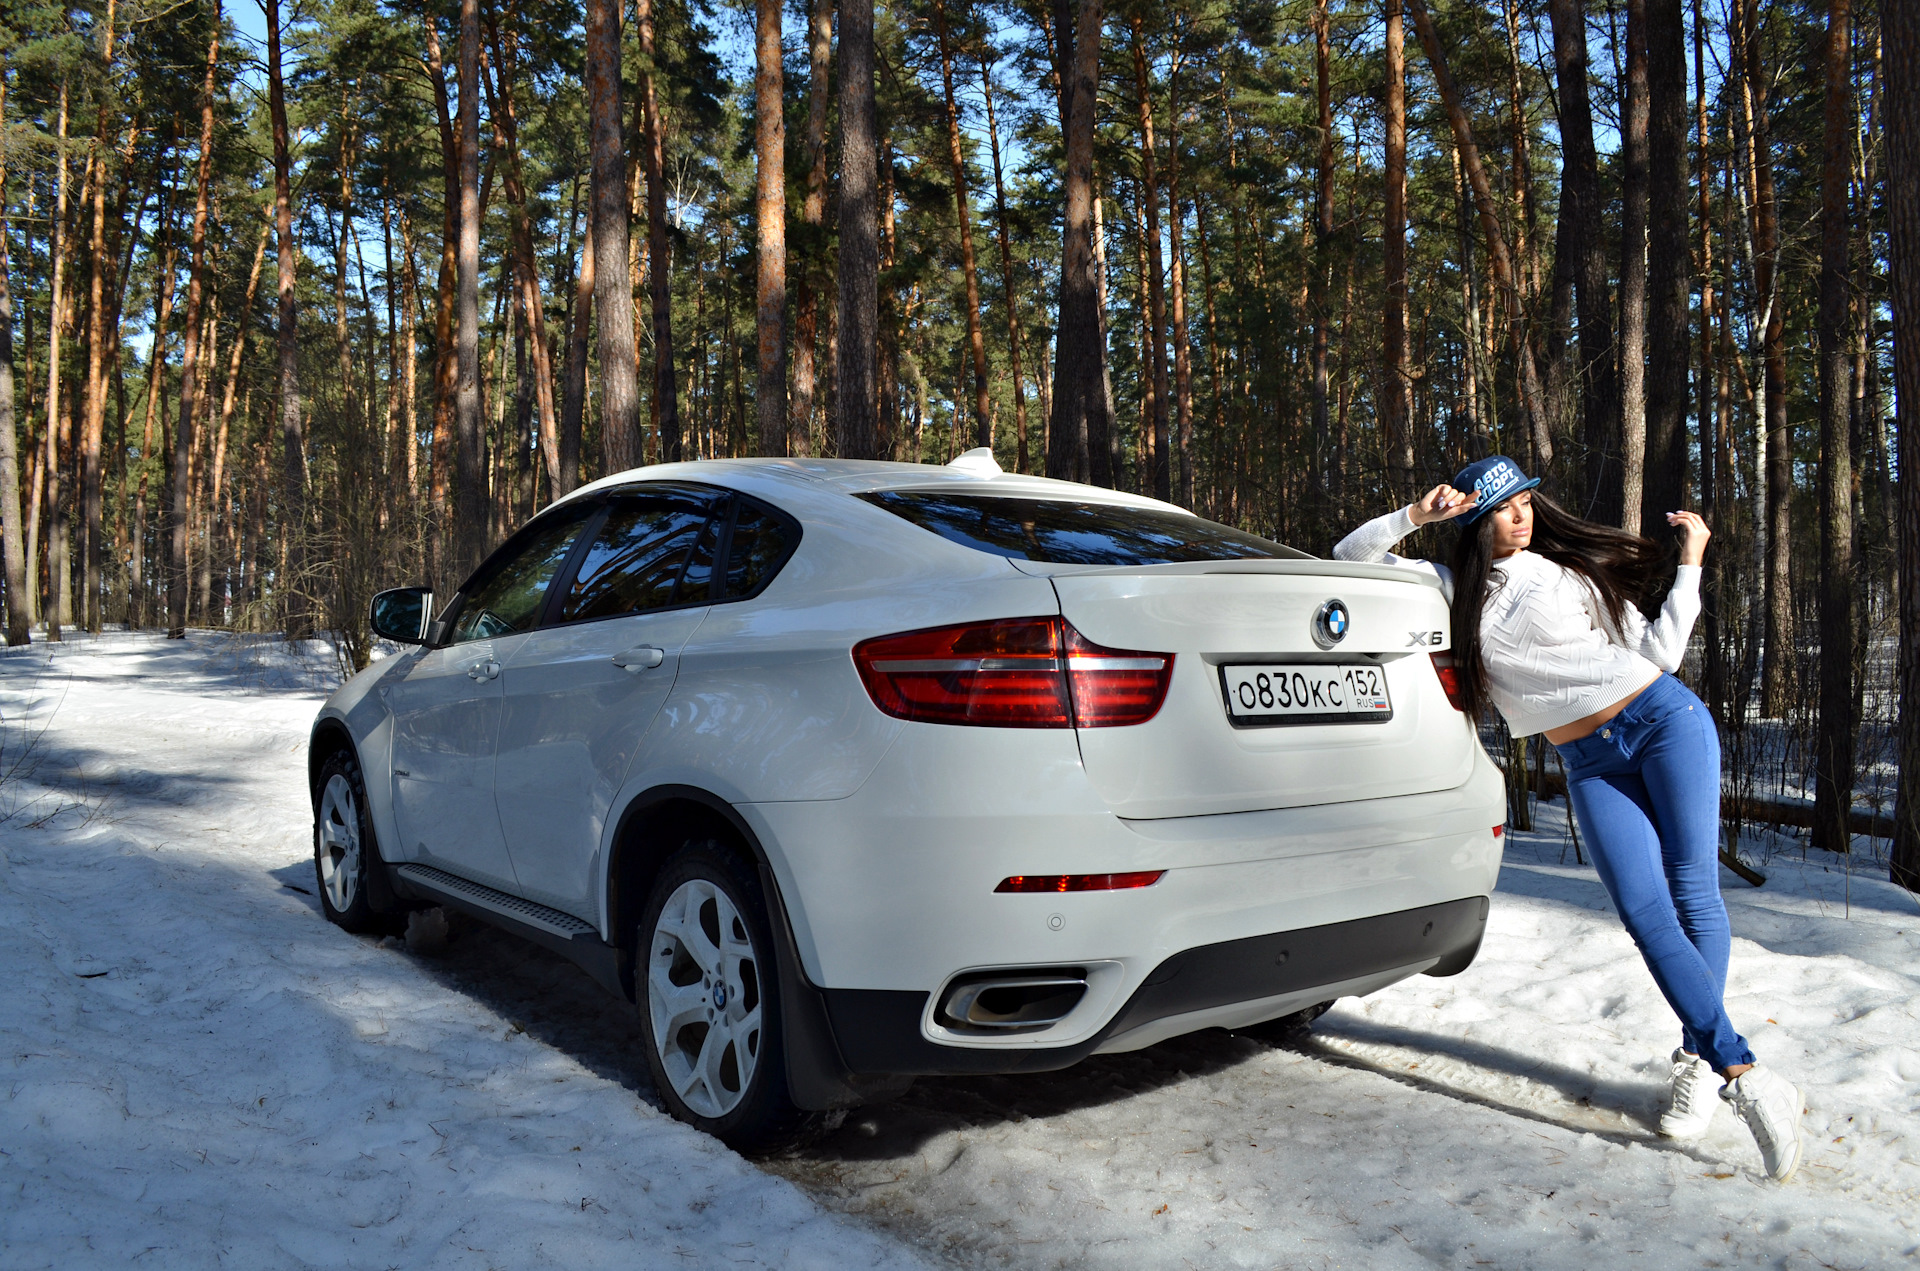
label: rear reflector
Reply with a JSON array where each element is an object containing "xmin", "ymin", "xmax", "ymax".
[
  {"xmin": 1492, "ymin": 825, "xmax": 1504, "ymax": 839},
  {"xmin": 995, "ymin": 871, "xmax": 1166, "ymax": 893},
  {"xmin": 1430, "ymin": 651, "xmax": 1469, "ymax": 712},
  {"xmin": 854, "ymin": 616, "xmax": 1172, "ymax": 728}
]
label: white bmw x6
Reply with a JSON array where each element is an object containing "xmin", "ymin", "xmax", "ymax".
[{"xmin": 309, "ymin": 452, "xmax": 1506, "ymax": 1147}]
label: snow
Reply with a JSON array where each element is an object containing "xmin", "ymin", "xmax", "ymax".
[
  {"xmin": 0, "ymin": 632, "xmax": 931, "ymax": 1270},
  {"xmin": 4, "ymin": 631, "xmax": 1919, "ymax": 1270}
]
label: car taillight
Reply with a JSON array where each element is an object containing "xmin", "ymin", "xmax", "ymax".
[
  {"xmin": 853, "ymin": 616, "xmax": 1172, "ymax": 728},
  {"xmin": 1430, "ymin": 651, "xmax": 1469, "ymax": 712}
]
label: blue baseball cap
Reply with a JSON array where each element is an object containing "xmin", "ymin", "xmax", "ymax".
[{"xmin": 1451, "ymin": 455, "xmax": 1541, "ymax": 526}]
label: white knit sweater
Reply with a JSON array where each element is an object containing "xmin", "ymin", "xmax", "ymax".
[{"xmin": 1332, "ymin": 505, "xmax": 1701, "ymax": 737}]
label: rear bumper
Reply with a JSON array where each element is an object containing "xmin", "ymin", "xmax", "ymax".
[{"xmin": 819, "ymin": 896, "xmax": 1490, "ymax": 1076}]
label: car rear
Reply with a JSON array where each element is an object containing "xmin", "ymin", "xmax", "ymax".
[{"xmin": 740, "ymin": 472, "xmax": 1505, "ymax": 1076}]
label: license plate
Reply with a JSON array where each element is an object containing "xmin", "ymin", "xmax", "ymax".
[{"xmin": 1219, "ymin": 663, "xmax": 1393, "ymax": 725}]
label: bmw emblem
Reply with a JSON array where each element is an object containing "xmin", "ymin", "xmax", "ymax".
[
  {"xmin": 1313, "ymin": 599, "xmax": 1351, "ymax": 649},
  {"xmin": 713, "ymin": 982, "xmax": 728, "ymax": 1009}
]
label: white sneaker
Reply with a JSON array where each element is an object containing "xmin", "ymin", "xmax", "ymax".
[
  {"xmin": 1720, "ymin": 1065, "xmax": 1805, "ymax": 1182},
  {"xmin": 1658, "ymin": 1050, "xmax": 1719, "ymax": 1139}
]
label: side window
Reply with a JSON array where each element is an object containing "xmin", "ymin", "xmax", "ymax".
[
  {"xmin": 448, "ymin": 503, "xmax": 595, "ymax": 644},
  {"xmin": 722, "ymin": 500, "xmax": 798, "ymax": 598},
  {"xmin": 554, "ymin": 496, "xmax": 717, "ymax": 623}
]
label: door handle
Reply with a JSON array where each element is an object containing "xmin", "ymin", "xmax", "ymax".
[
  {"xmin": 466, "ymin": 659, "xmax": 500, "ymax": 681},
  {"xmin": 611, "ymin": 645, "xmax": 666, "ymax": 673}
]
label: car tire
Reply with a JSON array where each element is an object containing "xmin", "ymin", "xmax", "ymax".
[
  {"xmin": 637, "ymin": 839, "xmax": 825, "ymax": 1151},
  {"xmin": 312, "ymin": 749, "xmax": 389, "ymax": 934}
]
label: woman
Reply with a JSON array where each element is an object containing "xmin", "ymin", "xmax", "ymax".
[{"xmin": 1334, "ymin": 454, "xmax": 1805, "ymax": 1182}]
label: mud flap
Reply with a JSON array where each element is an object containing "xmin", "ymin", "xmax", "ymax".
[{"xmin": 758, "ymin": 863, "xmax": 914, "ymax": 1111}]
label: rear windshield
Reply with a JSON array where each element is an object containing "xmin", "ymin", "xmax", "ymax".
[{"xmin": 857, "ymin": 491, "xmax": 1309, "ymax": 566}]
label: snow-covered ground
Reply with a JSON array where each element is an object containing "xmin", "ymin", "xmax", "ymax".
[
  {"xmin": 0, "ymin": 632, "xmax": 930, "ymax": 1270},
  {"xmin": 4, "ymin": 632, "xmax": 1918, "ymax": 1269}
]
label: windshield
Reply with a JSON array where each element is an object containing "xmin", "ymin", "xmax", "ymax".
[{"xmin": 857, "ymin": 491, "xmax": 1309, "ymax": 566}]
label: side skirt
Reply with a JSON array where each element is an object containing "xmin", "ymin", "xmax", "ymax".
[{"xmin": 391, "ymin": 863, "xmax": 628, "ymax": 1001}]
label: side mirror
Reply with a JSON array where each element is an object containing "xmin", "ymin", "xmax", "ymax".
[{"xmin": 370, "ymin": 587, "xmax": 434, "ymax": 645}]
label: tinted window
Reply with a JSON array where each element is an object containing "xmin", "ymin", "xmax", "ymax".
[
  {"xmin": 724, "ymin": 501, "xmax": 797, "ymax": 597},
  {"xmin": 555, "ymin": 497, "xmax": 715, "ymax": 623},
  {"xmin": 448, "ymin": 504, "xmax": 595, "ymax": 644},
  {"xmin": 856, "ymin": 491, "xmax": 1308, "ymax": 565}
]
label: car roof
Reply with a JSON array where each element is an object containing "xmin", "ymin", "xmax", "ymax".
[{"xmin": 551, "ymin": 453, "xmax": 1200, "ymax": 518}]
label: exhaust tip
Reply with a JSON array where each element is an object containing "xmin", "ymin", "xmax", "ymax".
[{"xmin": 938, "ymin": 971, "xmax": 1089, "ymax": 1035}]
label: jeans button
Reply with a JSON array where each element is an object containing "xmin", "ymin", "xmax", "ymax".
[{"xmin": 1602, "ymin": 728, "xmax": 1612, "ymax": 739}]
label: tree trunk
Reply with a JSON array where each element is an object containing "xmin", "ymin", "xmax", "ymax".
[
  {"xmin": 1695, "ymin": 0, "xmax": 1725, "ymax": 715},
  {"xmin": 44, "ymin": 84, "xmax": 72, "ymax": 641},
  {"xmin": 835, "ymin": 0, "xmax": 880, "ymax": 457},
  {"xmin": 1617, "ymin": 0, "xmax": 1649, "ymax": 531},
  {"xmin": 933, "ymin": 0, "xmax": 991, "ymax": 450},
  {"xmin": 453, "ymin": 0, "xmax": 487, "ymax": 575},
  {"xmin": 1813, "ymin": 0, "xmax": 1855, "ymax": 854},
  {"xmin": 1409, "ymin": 0, "xmax": 1551, "ymax": 465},
  {"xmin": 423, "ymin": 16, "xmax": 458, "ymax": 590},
  {"xmin": 170, "ymin": 27, "xmax": 219, "ymax": 639},
  {"xmin": 269, "ymin": 0, "xmax": 307, "ymax": 636},
  {"xmin": 636, "ymin": 0, "xmax": 680, "ymax": 463},
  {"xmin": 1130, "ymin": 18, "xmax": 1170, "ymax": 500},
  {"xmin": 1047, "ymin": 0, "xmax": 1106, "ymax": 484},
  {"xmin": 80, "ymin": 6, "xmax": 121, "ymax": 632},
  {"xmin": 980, "ymin": 52, "xmax": 1028, "ymax": 473},
  {"xmin": 790, "ymin": 0, "xmax": 831, "ymax": 457},
  {"xmin": 1644, "ymin": 0, "xmax": 1691, "ymax": 533},
  {"xmin": 1311, "ymin": 0, "xmax": 1334, "ymax": 496},
  {"xmin": 559, "ymin": 218, "xmax": 591, "ymax": 493},
  {"xmin": 1744, "ymin": 0, "xmax": 1793, "ymax": 718},
  {"xmin": 1549, "ymin": 0, "xmax": 1620, "ymax": 521},
  {"xmin": 1382, "ymin": 0, "xmax": 1412, "ymax": 493},
  {"xmin": 1889, "ymin": 0, "xmax": 1920, "ymax": 887},
  {"xmin": 585, "ymin": 0, "xmax": 641, "ymax": 477},
  {"xmin": 754, "ymin": 0, "xmax": 787, "ymax": 456},
  {"xmin": 0, "ymin": 72, "xmax": 28, "ymax": 644},
  {"xmin": 203, "ymin": 225, "xmax": 267, "ymax": 625},
  {"xmin": 333, "ymin": 105, "xmax": 362, "ymax": 438},
  {"xmin": 1167, "ymin": 57, "xmax": 1192, "ymax": 507},
  {"xmin": 483, "ymin": 18, "xmax": 562, "ymax": 497}
]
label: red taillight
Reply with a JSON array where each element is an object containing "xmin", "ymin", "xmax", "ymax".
[
  {"xmin": 853, "ymin": 616, "xmax": 1172, "ymax": 728},
  {"xmin": 1430, "ymin": 651, "xmax": 1468, "ymax": 712},
  {"xmin": 1063, "ymin": 624, "xmax": 1173, "ymax": 726},
  {"xmin": 995, "ymin": 871, "xmax": 1166, "ymax": 893},
  {"xmin": 1492, "ymin": 825, "xmax": 1504, "ymax": 838}
]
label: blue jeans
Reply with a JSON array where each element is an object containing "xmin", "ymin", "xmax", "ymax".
[{"xmin": 1552, "ymin": 674, "xmax": 1756, "ymax": 1071}]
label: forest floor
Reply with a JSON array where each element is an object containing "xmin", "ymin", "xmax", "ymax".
[{"xmin": 2, "ymin": 631, "xmax": 1917, "ymax": 1269}]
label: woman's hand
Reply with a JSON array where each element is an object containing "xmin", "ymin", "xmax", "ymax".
[
  {"xmin": 1667, "ymin": 510, "xmax": 1711, "ymax": 566},
  {"xmin": 1409, "ymin": 484, "xmax": 1479, "ymax": 527}
]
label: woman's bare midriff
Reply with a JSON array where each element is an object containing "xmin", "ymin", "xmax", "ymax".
[{"xmin": 1542, "ymin": 676, "xmax": 1661, "ymax": 746}]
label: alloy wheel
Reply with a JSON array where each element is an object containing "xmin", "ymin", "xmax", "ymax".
[
  {"xmin": 647, "ymin": 877, "xmax": 763, "ymax": 1118},
  {"xmin": 316, "ymin": 773, "xmax": 362, "ymax": 913}
]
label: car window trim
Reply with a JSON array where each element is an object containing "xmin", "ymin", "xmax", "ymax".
[
  {"xmin": 529, "ymin": 486, "xmax": 724, "ymax": 633},
  {"xmin": 435, "ymin": 483, "xmax": 803, "ymax": 643},
  {"xmin": 528, "ymin": 499, "xmax": 613, "ymax": 631},
  {"xmin": 714, "ymin": 492, "xmax": 804, "ymax": 603},
  {"xmin": 438, "ymin": 498, "xmax": 602, "ymax": 646}
]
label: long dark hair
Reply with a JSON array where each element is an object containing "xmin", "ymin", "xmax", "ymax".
[{"xmin": 1447, "ymin": 491, "xmax": 1667, "ymax": 721}]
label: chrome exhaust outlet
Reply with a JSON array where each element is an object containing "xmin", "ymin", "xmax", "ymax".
[{"xmin": 938, "ymin": 970, "xmax": 1089, "ymax": 1035}]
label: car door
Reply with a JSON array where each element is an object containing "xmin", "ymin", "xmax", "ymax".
[
  {"xmin": 386, "ymin": 501, "xmax": 596, "ymax": 891},
  {"xmin": 492, "ymin": 486, "xmax": 724, "ymax": 916}
]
